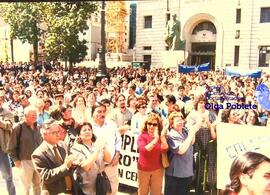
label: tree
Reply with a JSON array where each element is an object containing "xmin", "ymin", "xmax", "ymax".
[
  {"xmin": 43, "ymin": 2, "xmax": 97, "ymax": 69},
  {"xmin": 0, "ymin": 3, "xmax": 45, "ymax": 64}
]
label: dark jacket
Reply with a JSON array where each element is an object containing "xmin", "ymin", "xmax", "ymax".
[
  {"xmin": 31, "ymin": 141, "xmax": 79, "ymax": 195},
  {"xmin": 7, "ymin": 122, "xmax": 42, "ymax": 161}
]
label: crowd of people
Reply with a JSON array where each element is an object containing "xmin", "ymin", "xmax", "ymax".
[{"xmin": 0, "ymin": 60, "xmax": 270, "ymax": 195}]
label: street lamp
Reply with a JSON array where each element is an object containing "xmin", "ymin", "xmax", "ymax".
[{"xmin": 96, "ymin": 0, "xmax": 108, "ymax": 80}]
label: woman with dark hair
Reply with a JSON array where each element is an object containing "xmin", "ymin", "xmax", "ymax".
[
  {"xmin": 131, "ymin": 100, "xmax": 147, "ymax": 134},
  {"xmin": 127, "ymin": 95, "xmax": 137, "ymax": 115},
  {"xmin": 137, "ymin": 113, "xmax": 168, "ymax": 195},
  {"xmin": 245, "ymin": 110, "xmax": 260, "ymax": 126},
  {"xmin": 221, "ymin": 108, "xmax": 245, "ymax": 124},
  {"xmin": 71, "ymin": 122, "xmax": 111, "ymax": 195},
  {"xmin": 72, "ymin": 95, "xmax": 88, "ymax": 125},
  {"xmin": 186, "ymin": 95, "xmax": 217, "ymax": 192},
  {"xmin": 224, "ymin": 152, "xmax": 270, "ymax": 195}
]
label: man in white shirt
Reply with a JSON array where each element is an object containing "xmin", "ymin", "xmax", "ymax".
[{"xmin": 91, "ymin": 103, "xmax": 122, "ymax": 195}]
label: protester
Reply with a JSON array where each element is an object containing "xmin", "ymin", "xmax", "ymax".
[
  {"xmin": 72, "ymin": 95, "xmax": 89, "ymax": 125},
  {"xmin": 137, "ymin": 113, "xmax": 168, "ymax": 195},
  {"xmin": 8, "ymin": 106, "xmax": 42, "ymax": 195},
  {"xmin": 131, "ymin": 100, "xmax": 147, "ymax": 134},
  {"xmin": 1, "ymin": 60, "xmax": 270, "ymax": 194},
  {"xmin": 91, "ymin": 103, "xmax": 122, "ymax": 195},
  {"xmin": 60, "ymin": 104, "xmax": 79, "ymax": 150},
  {"xmin": 109, "ymin": 94, "xmax": 132, "ymax": 134},
  {"xmin": 165, "ymin": 111, "xmax": 202, "ymax": 195},
  {"xmin": 31, "ymin": 119, "xmax": 79, "ymax": 195},
  {"xmin": 224, "ymin": 152, "xmax": 270, "ymax": 195},
  {"xmin": 70, "ymin": 122, "xmax": 111, "ymax": 195},
  {"xmin": 0, "ymin": 90, "xmax": 16, "ymax": 195}
]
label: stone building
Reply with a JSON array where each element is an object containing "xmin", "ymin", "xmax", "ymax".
[{"xmin": 135, "ymin": 0, "xmax": 270, "ymax": 70}]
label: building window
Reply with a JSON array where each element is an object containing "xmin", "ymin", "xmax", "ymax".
[
  {"xmin": 234, "ymin": 46, "xmax": 240, "ymax": 66},
  {"xmin": 260, "ymin": 8, "xmax": 270, "ymax": 23},
  {"xmin": 236, "ymin": 9, "xmax": 241, "ymax": 23},
  {"xmin": 259, "ymin": 46, "xmax": 270, "ymax": 67},
  {"xmin": 235, "ymin": 30, "xmax": 240, "ymax": 39},
  {"xmin": 143, "ymin": 55, "xmax": 151, "ymax": 65},
  {"xmin": 192, "ymin": 21, "xmax": 216, "ymax": 34},
  {"xmin": 143, "ymin": 46, "xmax": 152, "ymax": 50},
  {"xmin": 144, "ymin": 16, "xmax": 152, "ymax": 28}
]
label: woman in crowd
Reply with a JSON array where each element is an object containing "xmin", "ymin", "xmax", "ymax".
[
  {"xmin": 186, "ymin": 96, "xmax": 217, "ymax": 192},
  {"xmin": 131, "ymin": 100, "xmax": 147, "ymax": 134},
  {"xmin": 244, "ymin": 110, "xmax": 260, "ymax": 126},
  {"xmin": 127, "ymin": 95, "xmax": 137, "ymax": 115},
  {"xmin": 165, "ymin": 111, "xmax": 202, "ymax": 195},
  {"xmin": 34, "ymin": 98, "xmax": 50, "ymax": 125},
  {"xmin": 72, "ymin": 95, "xmax": 89, "ymax": 125},
  {"xmin": 8, "ymin": 90, "xmax": 22, "ymax": 113},
  {"xmin": 137, "ymin": 113, "xmax": 168, "ymax": 195},
  {"xmin": 85, "ymin": 92, "xmax": 97, "ymax": 119},
  {"xmin": 221, "ymin": 108, "xmax": 245, "ymax": 124},
  {"xmin": 71, "ymin": 122, "xmax": 111, "ymax": 195},
  {"xmin": 224, "ymin": 151, "xmax": 270, "ymax": 195}
]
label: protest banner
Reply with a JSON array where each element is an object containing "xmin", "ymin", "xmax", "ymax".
[
  {"xmin": 178, "ymin": 62, "xmax": 210, "ymax": 73},
  {"xmin": 119, "ymin": 131, "xmax": 139, "ymax": 187},
  {"xmin": 216, "ymin": 122, "xmax": 270, "ymax": 190},
  {"xmin": 225, "ymin": 67, "xmax": 262, "ymax": 78}
]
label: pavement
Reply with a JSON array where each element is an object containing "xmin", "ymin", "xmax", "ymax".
[
  {"xmin": 0, "ymin": 168, "xmax": 210, "ymax": 195},
  {"xmin": 0, "ymin": 167, "xmax": 134, "ymax": 195}
]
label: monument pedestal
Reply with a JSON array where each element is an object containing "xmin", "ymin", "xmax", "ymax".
[{"xmin": 161, "ymin": 50, "xmax": 187, "ymax": 69}]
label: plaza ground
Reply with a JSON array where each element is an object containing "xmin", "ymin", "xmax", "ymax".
[{"xmin": 0, "ymin": 168, "xmax": 210, "ymax": 195}]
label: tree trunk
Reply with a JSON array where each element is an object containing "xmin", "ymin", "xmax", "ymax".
[
  {"xmin": 69, "ymin": 60, "xmax": 73, "ymax": 71},
  {"xmin": 10, "ymin": 38, "xmax": 14, "ymax": 62},
  {"xmin": 33, "ymin": 40, "xmax": 38, "ymax": 64}
]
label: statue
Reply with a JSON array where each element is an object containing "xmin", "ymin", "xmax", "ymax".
[{"xmin": 165, "ymin": 14, "xmax": 181, "ymax": 50}]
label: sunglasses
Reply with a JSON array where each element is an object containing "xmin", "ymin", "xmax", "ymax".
[{"xmin": 147, "ymin": 122, "xmax": 158, "ymax": 127}]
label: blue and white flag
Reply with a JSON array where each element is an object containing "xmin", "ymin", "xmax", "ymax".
[
  {"xmin": 225, "ymin": 68, "xmax": 262, "ymax": 78},
  {"xmin": 178, "ymin": 62, "xmax": 210, "ymax": 73}
]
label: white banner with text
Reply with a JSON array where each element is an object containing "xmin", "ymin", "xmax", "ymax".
[{"xmin": 119, "ymin": 132, "xmax": 139, "ymax": 187}]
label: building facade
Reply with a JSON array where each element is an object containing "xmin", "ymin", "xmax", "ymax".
[{"xmin": 135, "ymin": 0, "xmax": 270, "ymax": 70}]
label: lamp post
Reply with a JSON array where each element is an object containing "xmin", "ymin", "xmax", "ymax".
[{"xmin": 96, "ymin": 0, "xmax": 108, "ymax": 80}]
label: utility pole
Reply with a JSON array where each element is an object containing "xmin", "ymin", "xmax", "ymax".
[{"xmin": 96, "ymin": 0, "xmax": 107, "ymax": 80}]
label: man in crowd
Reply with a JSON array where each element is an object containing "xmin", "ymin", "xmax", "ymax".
[
  {"xmin": 0, "ymin": 90, "xmax": 16, "ymax": 195},
  {"xmin": 109, "ymin": 94, "xmax": 132, "ymax": 135},
  {"xmin": 8, "ymin": 106, "xmax": 42, "ymax": 195},
  {"xmin": 31, "ymin": 119, "xmax": 78, "ymax": 195},
  {"xmin": 60, "ymin": 105, "xmax": 79, "ymax": 150},
  {"xmin": 91, "ymin": 103, "xmax": 122, "ymax": 195}
]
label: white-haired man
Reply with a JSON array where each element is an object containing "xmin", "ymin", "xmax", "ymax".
[
  {"xmin": 8, "ymin": 106, "xmax": 42, "ymax": 195},
  {"xmin": 32, "ymin": 119, "xmax": 79, "ymax": 195}
]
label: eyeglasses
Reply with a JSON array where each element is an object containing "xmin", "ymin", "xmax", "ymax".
[
  {"xmin": 147, "ymin": 122, "xmax": 158, "ymax": 127},
  {"xmin": 49, "ymin": 130, "xmax": 60, "ymax": 135}
]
